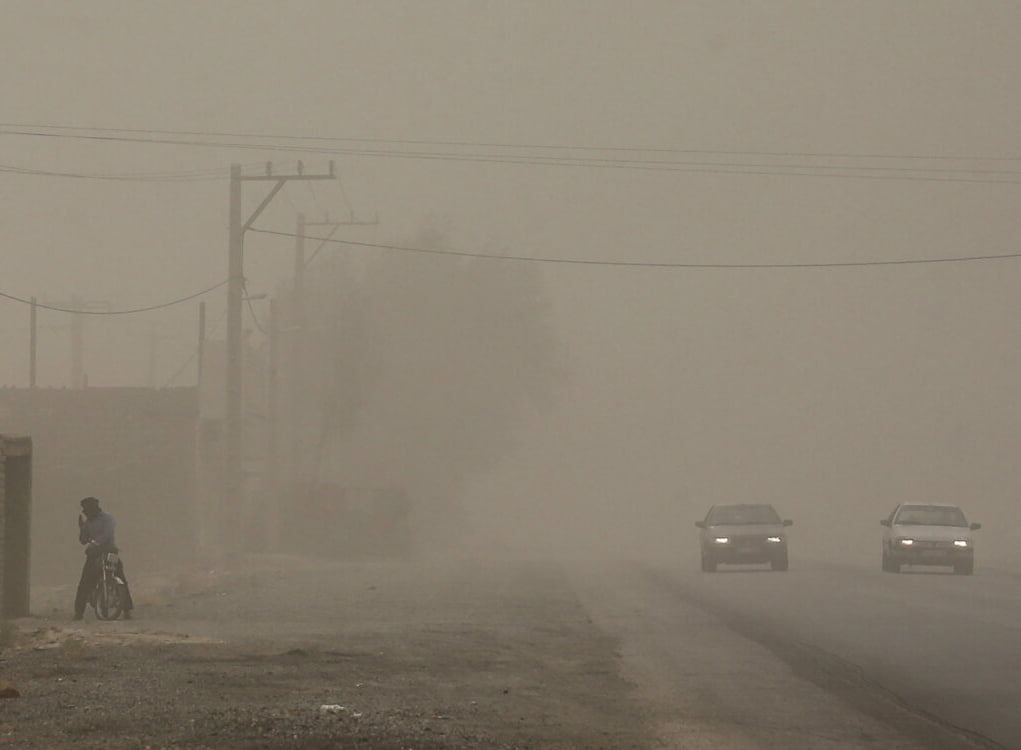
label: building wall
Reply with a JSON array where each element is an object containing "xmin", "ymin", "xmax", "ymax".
[
  {"xmin": 0, "ymin": 435, "xmax": 32, "ymax": 616},
  {"xmin": 0, "ymin": 388, "xmax": 197, "ymax": 586},
  {"xmin": 0, "ymin": 449, "xmax": 5, "ymax": 605}
]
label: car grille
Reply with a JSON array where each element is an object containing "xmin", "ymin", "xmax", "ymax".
[{"xmin": 912, "ymin": 540, "xmax": 954, "ymax": 550}]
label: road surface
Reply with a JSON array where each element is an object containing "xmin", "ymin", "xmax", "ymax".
[
  {"xmin": 574, "ymin": 553, "xmax": 1018, "ymax": 749},
  {"xmin": 4, "ymin": 552, "xmax": 1016, "ymax": 748}
]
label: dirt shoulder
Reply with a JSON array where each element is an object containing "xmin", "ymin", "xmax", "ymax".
[{"xmin": 0, "ymin": 556, "xmax": 645, "ymax": 749}]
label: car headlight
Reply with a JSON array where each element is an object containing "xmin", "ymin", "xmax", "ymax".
[
  {"xmin": 954, "ymin": 540, "xmax": 969, "ymax": 547},
  {"xmin": 766, "ymin": 536, "xmax": 783, "ymax": 543},
  {"xmin": 898, "ymin": 538, "xmax": 914, "ymax": 546},
  {"xmin": 713, "ymin": 537, "xmax": 730, "ymax": 544}
]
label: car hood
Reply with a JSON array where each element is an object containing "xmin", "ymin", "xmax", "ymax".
[
  {"xmin": 892, "ymin": 524, "xmax": 971, "ymax": 542},
  {"xmin": 706, "ymin": 523, "xmax": 784, "ymax": 536}
]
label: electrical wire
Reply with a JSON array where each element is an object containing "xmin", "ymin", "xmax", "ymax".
[
  {"xmin": 0, "ymin": 279, "xmax": 229, "ymax": 315},
  {"xmin": 242, "ymin": 281, "xmax": 268, "ymax": 335},
  {"xmin": 281, "ymin": 181, "xmax": 300, "ymax": 214},
  {"xmin": 4, "ymin": 127, "xmax": 1021, "ymax": 184},
  {"xmin": 161, "ymin": 349, "xmax": 199, "ymax": 389},
  {"xmin": 0, "ymin": 163, "xmax": 226, "ymax": 182},
  {"xmin": 299, "ymin": 150, "xmax": 1021, "ymax": 184},
  {"xmin": 304, "ymin": 223, "xmax": 342, "ymax": 268},
  {"xmin": 3, "ymin": 128, "xmax": 1007, "ymax": 177},
  {"xmin": 305, "ymin": 180, "xmax": 329, "ymax": 221},
  {"xmin": 335, "ymin": 172, "xmax": 355, "ymax": 220},
  {"xmin": 5, "ymin": 121, "xmax": 1021, "ymax": 162},
  {"xmin": 161, "ymin": 306, "xmax": 228, "ymax": 388},
  {"xmin": 247, "ymin": 227, "xmax": 1021, "ymax": 269}
]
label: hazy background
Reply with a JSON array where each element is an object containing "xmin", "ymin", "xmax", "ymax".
[{"xmin": 2, "ymin": 1, "xmax": 1020, "ymax": 561}]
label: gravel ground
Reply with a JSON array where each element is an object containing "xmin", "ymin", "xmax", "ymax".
[{"xmin": 0, "ymin": 556, "xmax": 647, "ymax": 749}]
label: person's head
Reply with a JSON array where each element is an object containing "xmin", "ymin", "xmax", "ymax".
[{"xmin": 80, "ymin": 496, "xmax": 101, "ymax": 519}]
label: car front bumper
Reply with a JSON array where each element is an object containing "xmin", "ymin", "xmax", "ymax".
[
  {"xmin": 706, "ymin": 539, "xmax": 787, "ymax": 564},
  {"xmin": 889, "ymin": 543, "xmax": 972, "ymax": 565}
]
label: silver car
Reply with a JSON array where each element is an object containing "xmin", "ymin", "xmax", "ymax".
[{"xmin": 880, "ymin": 503, "xmax": 980, "ymax": 575}]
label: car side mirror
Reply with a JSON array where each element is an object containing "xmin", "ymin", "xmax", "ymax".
[
  {"xmin": 782, "ymin": 519, "xmax": 793, "ymax": 527},
  {"xmin": 880, "ymin": 519, "xmax": 891, "ymax": 527},
  {"xmin": 695, "ymin": 521, "xmax": 706, "ymax": 529},
  {"xmin": 970, "ymin": 522, "xmax": 981, "ymax": 530}
]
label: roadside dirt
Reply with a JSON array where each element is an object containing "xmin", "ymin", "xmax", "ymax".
[{"xmin": 0, "ymin": 556, "xmax": 646, "ymax": 749}]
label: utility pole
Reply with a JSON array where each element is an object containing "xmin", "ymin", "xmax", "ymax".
[
  {"xmin": 288, "ymin": 213, "xmax": 306, "ymax": 504},
  {"xmin": 146, "ymin": 324, "xmax": 178, "ymax": 388},
  {"xmin": 296, "ymin": 212, "xmax": 378, "ymax": 327},
  {"xmin": 224, "ymin": 161, "xmax": 335, "ymax": 552},
  {"xmin": 293, "ymin": 212, "xmax": 306, "ymax": 334},
  {"xmin": 288, "ymin": 211, "xmax": 378, "ymax": 498},
  {"xmin": 266, "ymin": 298, "xmax": 280, "ymax": 551},
  {"xmin": 44, "ymin": 295, "xmax": 110, "ymax": 388},
  {"xmin": 197, "ymin": 301, "xmax": 206, "ymax": 386},
  {"xmin": 71, "ymin": 295, "xmax": 83, "ymax": 389},
  {"xmin": 226, "ymin": 163, "xmax": 243, "ymax": 553},
  {"xmin": 148, "ymin": 327, "xmax": 157, "ymax": 388},
  {"xmin": 29, "ymin": 297, "xmax": 37, "ymax": 389}
]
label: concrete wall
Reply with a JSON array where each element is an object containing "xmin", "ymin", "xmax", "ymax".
[
  {"xmin": 1, "ymin": 435, "xmax": 32, "ymax": 616},
  {"xmin": 0, "ymin": 388, "xmax": 197, "ymax": 587}
]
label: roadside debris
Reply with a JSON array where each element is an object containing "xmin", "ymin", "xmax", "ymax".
[{"xmin": 318, "ymin": 704, "xmax": 363, "ymax": 719}]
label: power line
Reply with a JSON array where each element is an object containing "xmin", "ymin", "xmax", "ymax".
[
  {"xmin": 244, "ymin": 294, "xmax": 268, "ymax": 335},
  {"xmin": 304, "ymin": 223, "xmax": 342, "ymax": 268},
  {"xmin": 241, "ymin": 280, "xmax": 268, "ymax": 336},
  {"xmin": 4, "ymin": 121, "xmax": 1020, "ymax": 163},
  {"xmin": 0, "ymin": 163, "xmax": 226, "ymax": 182},
  {"xmin": 162, "ymin": 348, "xmax": 199, "ymax": 389},
  {"xmin": 162, "ymin": 306, "xmax": 228, "ymax": 388},
  {"xmin": 304, "ymin": 180, "xmax": 328, "ymax": 220},
  {"xmin": 0, "ymin": 280, "xmax": 229, "ymax": 315},
  {"xmin": 247, "ymin": 227, "xmax": 1021, "ymax": 269},
  {"xmin": 297, "ymin": 150, "xmax": 1021, "ymax": 184},
  {"xmin": 281, "ymin": 181, "xmax": 301, "ymax": 214},
  {"xmin": 0, "ymin": 126, "xmax": 1008, "ymax": 177},
  {"xmin": 4, "ymin": 127, "xmax": 1021, "ymax": 184},
  {"xmin": 335, "ymin": 172, "xmax": 355, "ymax": 218},
  {"xmin": 293, "ymin": 147, "xmax": 1021, "ymax": 180}
]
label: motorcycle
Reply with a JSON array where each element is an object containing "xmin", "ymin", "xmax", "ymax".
[{"xmin": 89, "ymin": 549, "xmax": 129, "ymax": 621}]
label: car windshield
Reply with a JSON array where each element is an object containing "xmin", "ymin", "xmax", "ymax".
[
  {"xmin": 894, "ymin": 505, "xmax": 967, "ymax": 527},
  {"xmin": 707, "ymin": 505, "xmax": 781, "ymax": 525}
]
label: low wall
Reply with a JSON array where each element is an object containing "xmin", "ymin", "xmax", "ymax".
[
  {"xmin": 0, "ymin": 435, "xmax": 32, "ymax": 616},
  {"xmin": 0, "ymin": 388, "xmax": 197, "ymax": 588}
]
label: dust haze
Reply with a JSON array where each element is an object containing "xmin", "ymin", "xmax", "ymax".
[
  {"xmin": 6, "ymin": 4, "xmax": 1021, "ymax": 748},
  {"xmin": 2, "ymin": 3, "xmax": 1020, "ymax": 569}
]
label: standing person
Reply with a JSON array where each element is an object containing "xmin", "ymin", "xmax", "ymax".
[{"xmin": 73, "ymin": 496, "xmax": 134, "ymax": 620}]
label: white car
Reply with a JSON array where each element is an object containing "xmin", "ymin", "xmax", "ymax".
[{"xmin": 880, "ymin": 503, "xmax": 980, "ymax": 575}]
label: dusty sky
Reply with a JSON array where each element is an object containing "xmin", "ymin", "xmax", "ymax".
[{"xmin": 2, "ymin": 1, "xmax": 1020, "ymax": 555}]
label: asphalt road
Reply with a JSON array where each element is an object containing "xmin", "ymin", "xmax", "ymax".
[{"xmin": 575, "ymin": 551, "xmax": 1021, "ymax": 749}]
